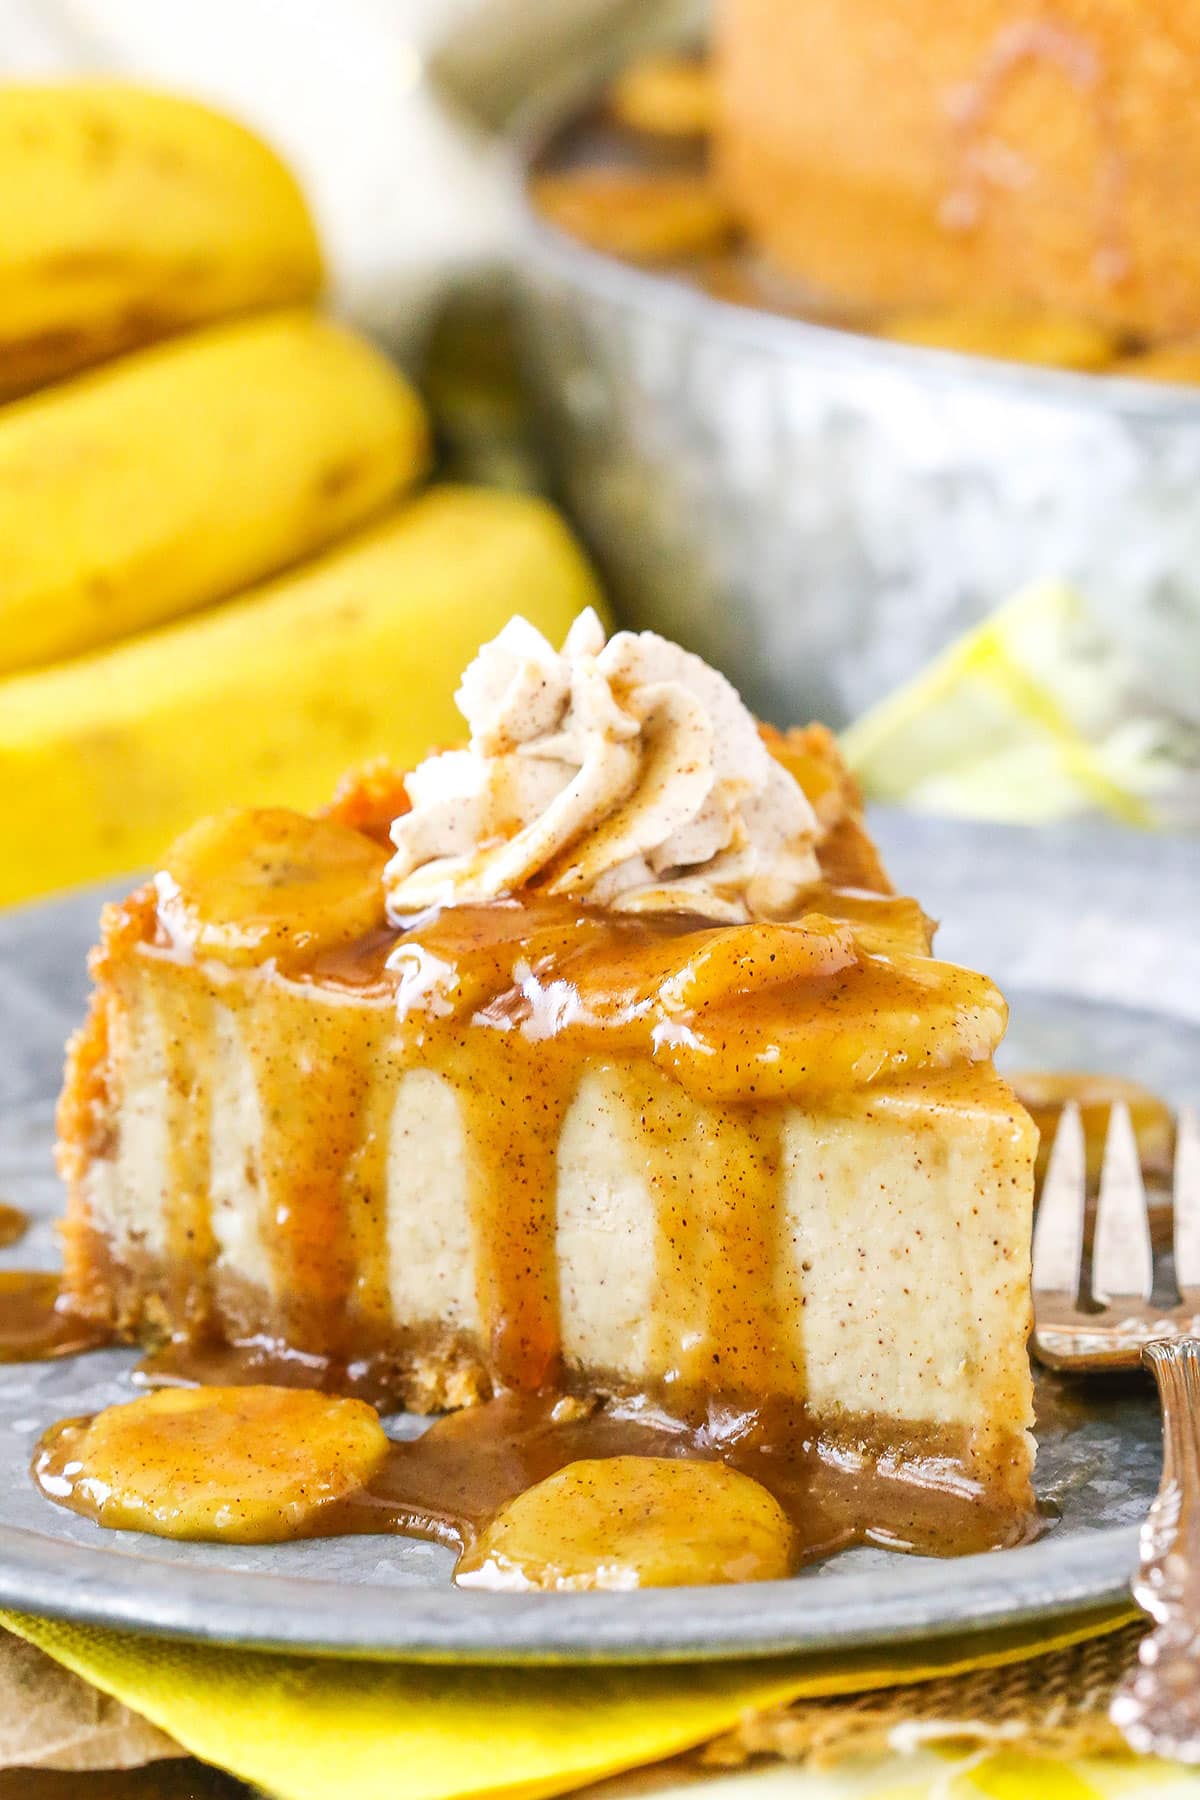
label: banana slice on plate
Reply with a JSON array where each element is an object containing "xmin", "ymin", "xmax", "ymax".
[
  {"xmin": 34, "ymin": 1386, "xmax": 389, "ymax": 1543},
  {"xmin": 457, "ymin": 1455, "xmax": 793, "ymax": 1591},
  {"xmin": 158, "ymin": 806, "xmax": 388, "ymax": 968}
]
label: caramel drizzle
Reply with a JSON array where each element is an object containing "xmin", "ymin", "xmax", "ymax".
[
  {"xmin": 247, "ymin": 982, "xmax": 385, "ymax": 1358},
  {"xmin": 342, "ymin": 1056, "xmax": 398, "ymax": 1349},
  {"xmin": 153, "ymin": 976, "xmax": 217, "ymax": 1337},
  {"xmin": 445, "ymin": 1037, "xmax": 567, "ymax": 1391},
  {"xmin": 632, "ymin": 1068, "xmax": 792, "ymax": 1411},
  {"xmin": 0, "ymin": 1203, "xmax": 28, "ymax": 1249}
]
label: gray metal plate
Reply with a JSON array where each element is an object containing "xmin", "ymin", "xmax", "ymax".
[{"xmin": 0, "ymin": 812, "xmax": 1195, "ymax": 1663}]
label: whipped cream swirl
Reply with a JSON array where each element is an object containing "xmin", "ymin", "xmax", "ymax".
[{"xmin": 384, "ymin": 609, "xmax": 820, "ymax": 922}]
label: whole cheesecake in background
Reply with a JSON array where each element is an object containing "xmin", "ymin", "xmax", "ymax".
[
  {"xmin": 57, "ymin": 611, "xmax": 1038, "ymax": 1560},
  {"xmin": 714, "ymin": 0, "xmax": 1200, "ymax": 341}
]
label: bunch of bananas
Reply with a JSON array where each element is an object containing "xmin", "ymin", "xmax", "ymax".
[{"xmin": 0, "ymin": 84, "xmax": 602, "ymax": 906}]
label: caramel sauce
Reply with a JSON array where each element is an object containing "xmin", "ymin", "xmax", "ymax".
[
  {"xmin": 344, "ymin": 1393, "xmax": 1032, "ymax": 1567},
  {"xmin": 132, "ymin": 1334, "xmax": 399, "ymax": 1409},
  {"xmin": 0, "ymin": 1202, "xmax": 28, "ymax": 1248},
  {"xmin": 0, "ymin": 1271, "xmax": 111, "ymax": 1362},
  {"xmin": 34, "ymin": 1387, "xmax": 1033, "ymax": 1581}
]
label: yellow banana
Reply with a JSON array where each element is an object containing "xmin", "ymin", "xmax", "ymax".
[
  {"xmin": 0, "ymin": 308, "xmax": 429, "ymax": 676},
  {"xmin": 0, "ymin": 486, "xmax": 604, "ymax": 904},
  {"xmin": 0, "ymin": 83, "xmax": 322, "ymax": 397}
]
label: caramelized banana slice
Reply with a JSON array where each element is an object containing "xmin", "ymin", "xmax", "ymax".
[
  {"xmin": 650, "ymin": 942, "xmax": 1007, "ymax": 1102},
  {"xmin": 457, "ymin": 1455, "xmax": 793, "ymax": 1590},
  {"xmin": 34, "ymin": 1386, "xmax": 389, "ymax": 1542},
  {"xmin": 607, "ymin": 55, "xmax": 716, "ymax": 138},
  {"xmin": 879, "ymin": 309, "xmax": 1117, "ymax": 372},
  {"xmin": 531, "ymin": 171, "xmax": 734, "ymax": 263},
  {"xmin": 158, "ymin": 806, "xmax": 388, "ymax": 968}
]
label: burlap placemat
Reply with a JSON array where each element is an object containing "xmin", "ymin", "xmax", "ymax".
[
  {"xmin": 700, "ymin": 1622, "xmax": 1144, "ymax": 1769},
  {"xmin": 0, "ymin": 1629, "xmax": 177, "ymax": 1773}
]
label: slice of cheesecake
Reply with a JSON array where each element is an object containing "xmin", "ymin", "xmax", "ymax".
[{"xmin": 58, "ymin": 614, "xmax": 1036, "ymax": 1540}]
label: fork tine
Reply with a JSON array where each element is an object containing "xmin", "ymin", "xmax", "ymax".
[
  {"xmin": 1172, "ymin": 1106, "xmax": 1200, "ymax": 1300},
  {"xmin": 1033, "ymin": 1099, "xmax": 1086, "ymax": 1297},
  {"xmin": 1092, "ymin": 1100, "xmax": 1154, "ymax": 1303}
]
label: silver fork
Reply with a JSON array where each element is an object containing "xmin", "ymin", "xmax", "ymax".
[{"xmin": 1033, "ymin": 1098, "xmax": 1200, "ymax": 1761}]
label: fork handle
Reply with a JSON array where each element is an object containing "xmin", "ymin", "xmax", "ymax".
[{"xmin": 1111, "ymin": 1338, "xmax": 1200, "ymax": 1761}]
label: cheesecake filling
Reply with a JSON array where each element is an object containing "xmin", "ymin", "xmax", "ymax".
[{"xmin": 384, "ymin": 609, "xmax": 821, "ymax": 923}]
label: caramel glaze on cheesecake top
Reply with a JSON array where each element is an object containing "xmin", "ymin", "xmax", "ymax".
[{"xmin": 55, "ymin": 721, "xmax": 1038, "ymax": 1556}]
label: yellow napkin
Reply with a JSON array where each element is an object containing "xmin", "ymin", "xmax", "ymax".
[{"xmin": 0, "ymin": 1604, "xmax": 1134, "ymax": 1800}]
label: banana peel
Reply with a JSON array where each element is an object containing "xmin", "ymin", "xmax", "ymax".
[
  {"xmin": 0, "ymin": 82, "xmax": 323, "ymax": 398},
  {"xmin": 0, "ymin": 308, "xmax": 429, "ymax": 676},
  {"xmin": 0, "ymin": 486, "xmax": 604, "ymax": 905}
]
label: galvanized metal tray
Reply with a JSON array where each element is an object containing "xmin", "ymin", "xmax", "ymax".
[{"xmin": 0, "ymin": 812, "xmax": 1195, "ymax": 1662}]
